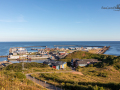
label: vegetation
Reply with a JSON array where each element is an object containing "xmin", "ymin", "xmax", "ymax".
[
  {"xmin": 31, "ymin": 72, "xmax": 120, "ymax": 90},
  {"xmin": 1, "ymin": 51, "xmax": 120, "ymax": 90},
  {"xmin": 35, "ymin": 51, "xmax": 120, "ymax": 90},
  {"xmin": 0, "ymin": 62, "xmax": 51, "ymax": 90},
  {"xmin": 60, "ymin": 51, "xmax": 120, "ymax": 68},
  {"xmin": 0, "ymin": 70, "xmax": 47, "ymax": 90},
  {"xmin": 5, "ymin": 62, "xmax": 49, "ymax": 72}
]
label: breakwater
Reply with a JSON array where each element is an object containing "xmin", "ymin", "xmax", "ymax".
[
  {"xmin": 0, "ymin": 56, "xmax": 8, "ymax": 58},
  {"xmin": 97, "ymin": 46, "xmax": 110, "ymax": 54},
  {"xmin": 15, "ymin": 46, "xmax": 47, "ymax": 48},
  {"xmin": 54, "ymin": 45, "xmax": 105, "ymax": 47}
]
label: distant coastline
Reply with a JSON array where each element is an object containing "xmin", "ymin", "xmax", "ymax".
[{"xmin": 0, "ymin": 41, "xmax": 120, "ymax": 62}]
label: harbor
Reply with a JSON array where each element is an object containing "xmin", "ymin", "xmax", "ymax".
[{"xmin": 0, "ymin": 45, "xmax": 110, "ymax": 62}]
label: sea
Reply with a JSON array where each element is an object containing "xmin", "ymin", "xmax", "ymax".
[{"xmin": 0, "ymin": 41, "xmax": 120, "ymax": 63}]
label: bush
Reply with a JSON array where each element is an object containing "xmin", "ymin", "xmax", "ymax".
[
  {"xmin": 114, "ymin": 64, "xmax": 120, "ymax": 70},
  {"xmin": 5, "ymin": 62, "xmax": 49, "ymax": 72},
  {"xmin": 88, "ymin": 64, "xmax": 93, "ymax": 67},
  {"xmin": 15, "ymin": 72, "xmax": 26, "ymax": 79},
  {"xmin": 76, "ymin": 66, "xmax": 81, "ymax": 71},
  {"xmin": 97, "ymin": 72, "xmax": 108, "ymax": 77}
]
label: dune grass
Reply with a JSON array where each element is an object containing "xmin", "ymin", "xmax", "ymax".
[
  {"xmin": 31, "ymin": 69, "xmax": 120, "ymax": 90},
  {"xmin": 0, "ymin": 70, "xmax": 47, "ymax": 90}
]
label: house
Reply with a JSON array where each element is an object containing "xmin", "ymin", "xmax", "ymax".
[
  {"xmin": 45, "ymin": 48, "xmax": 51, "ymax": 52},
  {"xmin": 17, "ymin": 48, "xmax": 27, "ymax": 55},
  {"xmin": 68, "ymin": 47, "xmax": 75, "ymax": 50},
  {"xmin": 50, "ymin": 51, "xmax": 58, "ymax": 55},
  {"xmin": 59, "ymin": 51, "xmax": 66, "ymax": 55},
  {"xmin": 38, "ymin": 50, "xmax": 47, "ymax": 55},
  {"xmin": 71, "ymin": 58, "xmax": 80, "ymax": 67},
  {"xmin": 71, "ymin": 58, "xmax": 101, "ymax": 67},
  {"xmin": 43, "ymin": 60, "xmax": 67, "ymax": 70}
]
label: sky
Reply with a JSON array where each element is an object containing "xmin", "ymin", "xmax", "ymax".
[{"xmin": 0, "ymin": 0, "xmax": 120, "ymax": 41}]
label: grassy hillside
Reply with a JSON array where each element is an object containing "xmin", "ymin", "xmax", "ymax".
[
  {"xmin": 60, "ymin": 51, "xmax": 120, "ymax": 68},
  {"xmin": 5, "ymin": 62, "xmax": 49, "ymax": 72},
  {"xmin": 60, "ymin": 51, "xmax": 115, "ymax": 62},
  {"xmin": 29, "ymin": 52, "xmax": 120, "ymax": 90},
  {"xmin": 0, "ymin": 70, "xmax": 47, "ymax": 90},
  {"xmin": 0, "ymin": 62, "xmax": 51, "ymax": 90},
  {"xmin": 32, "ymin": 71, "xmax": 120, "ymax": 90}
]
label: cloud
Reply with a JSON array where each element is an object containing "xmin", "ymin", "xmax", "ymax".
[{"xmin": 0, "ymin": 15, "xmax": 27, "ymax": 22}]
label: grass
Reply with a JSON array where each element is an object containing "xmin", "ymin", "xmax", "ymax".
[
  {"xmin": 4, "ymin": 62, "xmax": 49, "ymax": 72},
  {"xmin": 31, "ymin": 72, "xmax": 111, "ymax": 90},
  {"xmin": 1, "ymin": 62, "xmax": 72, "ymax": 90},
  {"xmin": 31, "ymin": 70, "xmax": 120, "ymax": 90},
  {"xmin": 0, "ymin": 62, "xmax": 55, "ymax": 90},
  {"xmin": 0, "ymin": 69, "xmax": 47, "ymax": 90},
  {"xmin": 3, "ymin": 52, "xmax": 120, "ymax": 90},
  {"xmin": 60, "ymin": 51, "xmax": 116, "ymax": 62},
  {"xmin": 30, "ymin": 64, "xmax": 120, "ymax": 90},
  {"xmin": 88, "ymin": 49, "xmax": 99, "ymax": 54},
  {"xmin": 76, "ymin": 66, "xmax": 120, "ymax": 83}
]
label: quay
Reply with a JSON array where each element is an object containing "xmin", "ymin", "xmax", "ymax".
[{"xmin": 0, "ymin": 60, "xmax": 12, "ymax": 68}]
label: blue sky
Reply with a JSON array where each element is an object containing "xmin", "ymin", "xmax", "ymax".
[{"xmin": 0, "ymin": 0, "xmax": 120, "ymax": 41}]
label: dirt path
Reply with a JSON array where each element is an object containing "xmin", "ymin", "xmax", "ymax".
[
  {"xmin": 26, "ymin": 74, "xmax": 61, "ymax": 90},
  {"xmin": 26, "ymin": 71, "xmax": 83, "ymax": 90}
]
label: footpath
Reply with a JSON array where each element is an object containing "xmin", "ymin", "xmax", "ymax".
[{"xmin": 26, "ymin": 71, "xmax": 83, "ymax": 90}]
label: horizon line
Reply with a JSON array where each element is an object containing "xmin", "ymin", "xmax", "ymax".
[{"xmin": 0, "ymin": 41, "xmax": 120, "ymax": 42}]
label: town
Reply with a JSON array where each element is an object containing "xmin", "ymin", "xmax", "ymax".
[
  {"xmin": 0, "ymin": 46, "xmax": 109, "ymax": 69},
  {"xmin": 8, "ymin": 46, "xmax": 110, "ymax": 60}
]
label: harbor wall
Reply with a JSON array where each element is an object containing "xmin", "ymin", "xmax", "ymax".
[{"xmin": 0, "ymin": 56, "xmax": 8, "ymax": 58}]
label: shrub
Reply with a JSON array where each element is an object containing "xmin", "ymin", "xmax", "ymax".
[
  {"xmin": 114, "ymin": 64, "xmax": 120, "ymax": 70},
  {"xmin": 88, "ymin": 64, "xmax": 93, "ymax": 67},
  {"xmin": 5, "ymin": 62, "xmax": 49, "ymax": 72},
  {"xmin": 15, "ymin": 72, "xmax": 26, "ymax": 79},
  {"xmin": 97, "ymin": 72, "xmax": 108, "ymax": 77},
  {"xmin": 76, "ymin": 66, "xmax": 81, "ymax": 71}
]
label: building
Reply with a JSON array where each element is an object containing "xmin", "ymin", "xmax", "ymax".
[
  {"xmin": 59, "ymin": 51, "xmax": 66, "ymax": 55},
  {"xmin": 43, "ymin": 60, "xmax": 67, "ymax": 70},
  {"xmin": 38, "ymin": 50, "xmax": 47, "ymax": 55},
  {"xmin": 68, "ymin": 47, "xmax": 75, "ymax": 50},
  {"xmin": 9, "ymin": 47, "xmax": 27, "ymax": 56},
  {"xmin": 71, "ymin": 58, "xmax": 101, "ymax": 67},
  {"xmin": 71, "ymin": 58, "xmax": 80, "ymax": 67}
]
